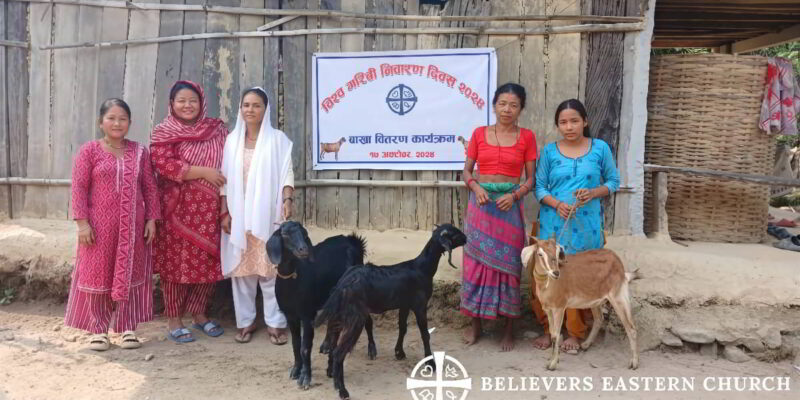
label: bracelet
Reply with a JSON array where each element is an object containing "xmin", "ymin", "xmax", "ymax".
[
  {"xmin": 219, "ymin": 211, "xmax": 229, "ymax": 219},
  {"xmin": 283, "ymin": 198, "xmax": 293, "ymax": 203},
  {"xmin": 466, "ymin": 178, "xmax": 478, "ymax": 187}
]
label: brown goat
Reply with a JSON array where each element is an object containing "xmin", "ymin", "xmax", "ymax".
[
  {"xmin": 521, "ymin": 237, "xmax": 639, "ymax": 371},
  {"xmin": 319, "ymin": 137, "xmax": 347, "ymax": 161}
]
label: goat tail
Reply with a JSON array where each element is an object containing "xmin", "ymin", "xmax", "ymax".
[
  {"xmin": 315, "ymin": 288, "xmax": 345, "ymax": 328},
  {"xmin": 347, "ymin": 232, "xmax": 368, "ymax": 263},
  {"xmin": 625, "ymin": 268, "xmax": 641, "ymax": 282}
]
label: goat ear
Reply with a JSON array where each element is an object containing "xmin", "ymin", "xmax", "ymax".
[
  {"xmin": 557, "ymin": 245, "xmax": 567, "ymax": 262},
  {"xmin": 266, "ymin": 229, "xmax": 283, "ymax": 265},
  {"xmin": 529, "ymin": 236, "xmax": 539, "ymax": 246},
  {"xmin": 520, "ymin": 245, "xmax": 535, "ymax": 268}
]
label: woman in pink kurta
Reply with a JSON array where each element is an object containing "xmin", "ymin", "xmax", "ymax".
[
  {"xmin": 65, "ymin": 99, "xmax": 161, "ymax": 351},
  {"xmin": 150, "ymin": 80, "xmax": 228, "ymax": 342}
]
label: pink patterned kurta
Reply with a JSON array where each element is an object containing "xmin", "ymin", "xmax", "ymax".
[{"xmin": 65, "ymin": 140, "xmax": 161, "ymax": 333}]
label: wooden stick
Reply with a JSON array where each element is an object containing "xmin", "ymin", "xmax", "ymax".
[
  {"xmin": 256, "ymin": 15, "xmax": 299, "ymax": 31},
  {"xmin": 41, "ymin": 23, "xmax": 644, "ymax": 50},
  {"xmin": 0, "ymin": 39, "xmax": 28, "ymax": 48},
  {"xmin": 14, "ymin": 0, "xmax": 643, "ymax": 23},
  {"xmin": 644, "ymin": 164, "xmax": 800, "ymax": 187},
  {"xmin": 0, "ymin": 176, "xmax": 638, "ymax": 192}
]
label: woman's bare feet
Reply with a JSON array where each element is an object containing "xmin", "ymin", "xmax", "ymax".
[
  {"xmin": 560, "ymin": 335, "xmax": 581, "ymax": 354},
  {"xmin": 462, "ymin": 318, "xmax": 482, "ymax": 345},
  {"xmin": 532, "ymin": 334, "xmax": 552, "ymax": 350},
  {"xmin": 499, "ymin": 319, "xmax": 514, "ymax": 352}
]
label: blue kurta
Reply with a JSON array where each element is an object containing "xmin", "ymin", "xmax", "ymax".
[{"xmin": 535, "ymin": 138, "xmax": 620, "ymax": 254}]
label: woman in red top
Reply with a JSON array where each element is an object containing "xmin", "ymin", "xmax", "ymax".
[
  {"xmin": 461, "ymin": 83, "xmax": 537, "ymax": 351},
  {"xmin": 150, "ymin": 81, "xmax": 228, "ymax": 343}
]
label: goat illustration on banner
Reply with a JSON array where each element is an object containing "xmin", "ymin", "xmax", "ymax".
[{"xmin": 311, "ymin": 48, "xmax": 497, "ymax": 170}]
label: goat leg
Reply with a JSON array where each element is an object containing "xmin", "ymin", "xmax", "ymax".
[
  {"xmin": 546, "ymin": 308, "xmax": 566, "ymax": 371},
  {"xmin": 413, "ymin": 304, "xmax": 435, "ymax": 370},
  {"xmin": 394, "ymin": 308, "xmax": 410, "ymax": 360},
  {"xmin": 365, "ymin": 315, "xmax": 377, "ymax": 360},
  {"xmin": 288, "ymin": 318, "xmax": 303, "ymax": 380},
  {"xmin": 581, "ymin": 306, "xmax": 605, "ymax": 350},
  {"xmin": 298, "ymin": 319, "xmax": 315, "ymax": 390},
  {"xmin": 609, "ymin": 289, "xmax": 639, "ymax": 370}
]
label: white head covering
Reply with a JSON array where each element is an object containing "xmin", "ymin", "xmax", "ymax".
[{"xmin": 220, "ymin": 88, "xmax": 293, "ymax": 277}]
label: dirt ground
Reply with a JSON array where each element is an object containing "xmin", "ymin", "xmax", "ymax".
[
  {"xmin": 1, "ymin": 302, "xmax": 798, "ymax": 400},
  {"xmin": 1, "ymin": 214, "xmax": 800, "ymax": 399}
]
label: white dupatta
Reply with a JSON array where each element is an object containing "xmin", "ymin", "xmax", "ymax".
[{"xmin": 220, "ymin": 88, "xmax": 293, "ymax": 277}]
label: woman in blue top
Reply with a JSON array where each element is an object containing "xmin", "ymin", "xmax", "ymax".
[{"xmin": 531, "ymin": 99, "xmax": 620, "ymax": 353}]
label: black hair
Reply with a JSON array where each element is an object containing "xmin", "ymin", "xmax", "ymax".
[
  {"xmin": 169, "ymin": 82, "xmax": 201, "ymax": 102},
  {"xmin": 492, "ymin": 82, "xmax": 526, "ymax": 109},
  {"xmin": 554, "ymin": 98, "xmax": 590, "ymax": 138},
  {"xmin": 241, "ymin": 88, "xmax": 269, "ymax": 107},
  {"xmin": 98, "ymin": 98, "xmax": 131, "ymax": 120}
]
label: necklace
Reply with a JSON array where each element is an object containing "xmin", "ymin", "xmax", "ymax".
[
  {"xmin": 493, "ymin": 124, "xmax": 519, "ymax": 146},
  {"xmin": 246, "ymin": 135, "xmax": 258, "ymax": 142},
  {"xmin": 103, "ymin": 138, "xmax": 124, "ymax": 149}
]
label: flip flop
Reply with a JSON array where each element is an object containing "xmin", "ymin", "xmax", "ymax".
[
  {"xmin": 167, "ymin": 327, "xmax": 195, "ymax": 343},
  {"xmin": 267, "ymin": 327, "xmax": 288, "ymax": 346},
  {"xmin": 767, "ymin": 225, "xmax": 792, "ymax": 240},
  {"xmin": 120, "ymin": 330, "xmax": 142, "ymax": 350},
  {"xmin": 89, "ymin": 333, "xmax": 110, "ymax": 351},
  {"xmin": 235, "ymin": 331, "xmax": 253, "ymax": 344},
  {"xmin": 774, "ymin": 237, "xmax": 800, "ymax": 252},
  {"xmin": 191, "ymin": 321, "xmax": 224, "ymax": 337},
  {"xmin": 775, "ymin": 219, "xmax": 798, "ymax": 228}
]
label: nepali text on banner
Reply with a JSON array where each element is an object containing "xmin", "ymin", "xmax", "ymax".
[{"xmin": 312, "ymin": 48, "xmax": 498, "ymax": 170}]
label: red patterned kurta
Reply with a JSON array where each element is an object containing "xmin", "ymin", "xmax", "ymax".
[
  {"xmin": 151, "ymin": 133, "xmax": 226, "ymax": 283},
  {"xmin": 65, "ymin": 140, "xmax": 161, "ymax": 333}
]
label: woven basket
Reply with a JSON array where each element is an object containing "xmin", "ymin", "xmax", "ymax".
[{"xmin": 643, "ymin": 54, "xmax": 772, "ymax": 243}]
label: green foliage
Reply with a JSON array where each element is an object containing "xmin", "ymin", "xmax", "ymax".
[
  {"xmin": 748, "ymin": 41, "xmax": 799, "ymax": 76},
  {"xmin": 770, "ymin": 191, "xmax": 800, "ymax": 208},
  {"xmin": 651, "ymin": 48, "xmax": 711, "ymax": 56},
  {"xmin": 0, "ymin": 288, "xmax": 15, "ymax": 305}
]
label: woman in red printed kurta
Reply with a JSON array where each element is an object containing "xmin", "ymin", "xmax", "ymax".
[
  {"xmin": 65, "ymin": 99, "xmax": 161, "ymax": 351},
  {"xmin": 150, "ymin": 81, "xmax": 228, "ymax": 342}
]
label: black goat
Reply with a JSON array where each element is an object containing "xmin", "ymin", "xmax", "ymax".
[
  {"xmin": 266, "ymin": 221, "xmax": 376, "ymax": 390},
  {"xmin": 315, "ymin": 223, "xmax": 467, "ymax": 400}
]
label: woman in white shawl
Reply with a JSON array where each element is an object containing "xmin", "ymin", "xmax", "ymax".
[{"xmin": 220, "ymin": 87, "xmax": 294, "ymax": 344}]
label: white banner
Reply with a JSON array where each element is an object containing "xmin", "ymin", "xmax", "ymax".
[{"xmin": 312, "ymin": 48, "xmax": 497, "ymax": 170}]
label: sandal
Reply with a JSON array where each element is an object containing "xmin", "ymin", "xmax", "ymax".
[
  {"xmin": 167, "ymin": 327, "xmax": 195, "ymax": 343},
  {"xmin": 120, "ymin": 331, "xmax": 142, "ymax": 349},
  {"xmin": 89, "ymin": 333, "xmax": 110, "ymax": 351},
  {"xmin": 235, "ymin": 330, "xmax": 254, "ymax": 344},
  {"xmin": 267, "ymin": 327, "xmax": 288, "ymax": 346},
  {"xmin": 191, "ymin": 320, "xmax": 224, "ymax": 338},
  {"xmin": 774, "ymin": 237, "xmax": 800, "ymax": 252}
]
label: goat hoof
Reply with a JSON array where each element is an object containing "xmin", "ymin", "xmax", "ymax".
[
  {"xmin": 580, "ymin": 342, "xmax": 592, "ymax": 350},
  {"xmin": 289, "ymin": 366, "xmax": 301, "ymax": 380},
  {"xmin": 326, "ymin": 368, "xmax": 333, "ymax": 378},
  {"xmin": 629, "ymin": 360, "xmax": 639, "ymax": 370},
  {"xmin": 297, "ymin": 374, "xmax": 311, "ymax": 390},
  {"xmin": 546, "ymin": 362, "xmax": 558, "ymax": 371},
  {"xmin": 395, "ymin": 349, "xmax": 406, "ymax": 360},
  {"xmin": 426, "ymin": 359, "xmax": 437, "ymax": 371},
  {"xmin": 368, "ymin": 347, "xmax": 377, "ymax": 361},
  {"xmin": 339, "ymin": 388, "xmax": 350, "ymax": 400},
  {"xmin": 320, "ymin": 342, "xmax": 331, "ymax": 354}
]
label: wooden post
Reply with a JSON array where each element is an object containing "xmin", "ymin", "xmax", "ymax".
[
  {"xmin": 613, "ymin": 0, "xmax": 655, "ymax": 236},
  {"xmin": 650, "ymin": 171, "xmax": 670, "ymax": 240},
  {"xmin": 6, "ymin": 1, "xmax": 29, "ymax": 218},
  {"xmin": 0, "ymin": 0, "xmax": 9, "ymax": 218},
  {"xmin": 585, "ymin": 0, "xmax": 627, "ymax": 233},
  {"xmin": 153, "ymin": 0, "xmax": 185, "ymax": 125}
]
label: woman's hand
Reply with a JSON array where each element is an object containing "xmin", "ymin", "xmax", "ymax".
[
  {"xmin": 496, "ymin": 193, "xmax": 515, "ymax": 212},
  {"xmin": 473, "ymin": 186, "xmax": 490, "ymax": 206},
  {"xmin": 282, "ymin": 199, "xmax": 293, "ymax": 220},
  {"xmin": 203, "ymin": 167, "xmax": 227, "ymax": 188},
  {"xmin": 77, "ymin": 220, "xmax": 95, "ymax": 246},
  {"xmin": 556, "ymin": 201, "xmax": 574, "ymax": 220},
  {"xmin": 574, "ymin": 188, "xmax": 594, "ymax": 206},
  {"xmin": 143, "ymin": 219, "xmax": 157, "ymax": 245},
  {"xmin": 221, "ymin": 215, "xmax": 232, "ymax": 234}
]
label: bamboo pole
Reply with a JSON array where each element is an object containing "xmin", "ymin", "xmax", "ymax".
[
  {"xmin": 256, "ymin": 15, "xmax": 299, "ymax": 31},
  {"xmin": 0, "ymin": 39, "xmax": 29, "ymax": 48},
  {"xmin": 14, "ymin": 0, "xmax": 643, "ymax": 23},
  {"xmin": 41, "ymin": 23, "xmax": 645, "ymax": 50},
  {"xmin": 0, "ymin": 177, "xmax": 637, "ymax": 192}
]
